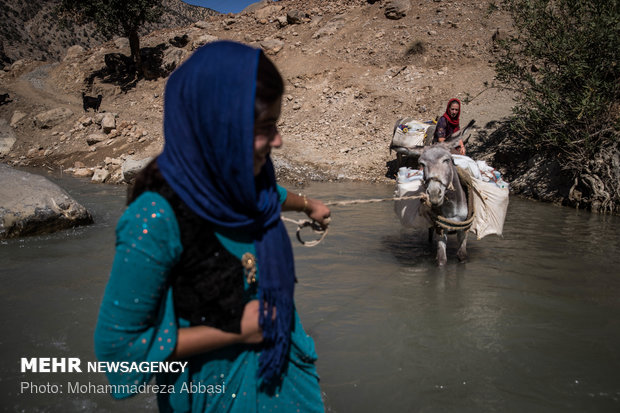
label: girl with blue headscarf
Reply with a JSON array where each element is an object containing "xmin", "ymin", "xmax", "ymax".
[{"xmin": 94, "ymin": 41, "xmax": 330, "ymax": 412}]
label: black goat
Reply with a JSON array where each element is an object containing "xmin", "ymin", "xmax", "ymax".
[
  {"xmin": 82, "ymin": 92, "xmax": 103, "ymax": 112},
  {"xmin": 0, "ymin": 93, "xmax": 11, "ymax": 105}
]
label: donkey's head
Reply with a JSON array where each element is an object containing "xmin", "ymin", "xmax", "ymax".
[
  {"xmin": 418, "ymin": 146, "xmax": 455, "ymax": 206},
  {"xmin": 398, "ymin": 120, "xmax": 475, "ymax": 207}
]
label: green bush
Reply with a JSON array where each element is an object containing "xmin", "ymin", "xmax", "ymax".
[{"xmin": 495, "ymin": 0, "xmax": 620, "ymax": 212}]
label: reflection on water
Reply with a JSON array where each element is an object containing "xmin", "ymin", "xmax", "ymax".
[{"xmin": 1, "ymin": 173, "xmax": 619, "ymax": 412}]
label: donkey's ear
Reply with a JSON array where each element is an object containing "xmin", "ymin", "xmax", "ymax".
[
  {"xmin": 391, "ymin": 145, "xmax": 424, "ymax": 159},
  {"xmin": 446, "ymin": 119, "xmax": 475, "ymax": 144}
]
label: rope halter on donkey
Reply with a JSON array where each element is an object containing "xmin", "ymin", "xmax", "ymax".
[{"xmin": 428, "ymin": 167, "xmax": 479, "ymax": 234}]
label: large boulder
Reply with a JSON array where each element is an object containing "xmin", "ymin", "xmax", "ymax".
[
  {"xmin": 0, "ymin": 164, "xmax": 93, "ymax": 239},
  {"xmin": 121, "ymin": 157, "xmax": 153, "ymax": 183},
  {"xmin": 101, "ymin": 113, "xmax": 116, "ymax": 133},
  {"xmin": 254, "ymin": 4, "xmax": 284, "ymax": 20},
  {"xmin": 33, "ymin": 108, "xmax": 73, "ymax": 129}
]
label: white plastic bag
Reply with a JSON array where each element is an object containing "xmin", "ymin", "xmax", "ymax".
[
  {"xmin": 469, "ymin": 178, "xmax": 509, "ymax": 239},
  {"xmin": 476, "ymin": 160, "xmax": 509, "ymax": 189},
  {"xmin": 391, "ymin": 118, "xmax": 430, "ymax": 148},
  {"xmin": 394, "ymin": 167, "xmax": 431, "ymax": 229},
  {"xmin": 452, "ymin": 155, "xmax": 482, "ymax": 180}
]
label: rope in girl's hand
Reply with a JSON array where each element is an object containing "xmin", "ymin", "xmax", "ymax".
[
  {"xmin": 281, "ymin": 216, "xmax": 329, "ymax": 247},
  {"xmin": 281, "ymin": 194, "xmax": 427, "ymax": 247}
]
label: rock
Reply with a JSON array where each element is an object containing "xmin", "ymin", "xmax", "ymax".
[
  {"xmin": 385, "ymin": 0, "xmax": 411, "ymax": 20},
  {"xmin": 73, "ymin": 168, "xmax": 93, "ymax": 177},
  {"xmin": 86, "ymin": 133, "xmax": 107, "ymax": 145},
  {"xmin": 79, "ymin": 116, "xmax": 93, "ymax": 127},
  {"xmin": 64, "ymin": 45, "xmax": 84, "ymax": 61},
  {"xmin": 104, "ymin": 157, "xmax": 123, "ymax": 166},
  {"xmin": 260, "ymin": 38, "xmax": 284, "ymax": 54},
  {"xmin": 276, "ymin": 16, "xmax": 288, "ymax": 27},
  {"xmin": 242, "ymin": 0, "xmax": 270, "ymax": 14},
  {"xmin": 0, "ymin": 164, "xmax": 93, "ymax": 239},
  {"xmin": 91, "ymin": 168, "xmax": 109, "ymax": 183},
  {"xmin": 33, "ymin": 108, "xmax": 73, "ymax": 129},
  {"xmin": 114, "ymin": 37, "xmax": 130, "ymax": 49},
  {"xmin": 287, "ymin": 10, "xmax": 309, "ymax": 24},
  {"xmin": 192, "ymin": 34, "xmax": 219, "ymax": 50},
  {"xmin": 10, "ymin": 111, "xmax": 26, "ymax": 127},
  {"xmin": 121, "ymin": 157, "xmax": 153, "ymax": 183},
  {"xmin": 255, "ymin": 5, "xmax": 284, "ymax": 20},
  {"xmin": 101, "ymin": 113, "xmax": 116, "ymax": 133},
  {"xmin": 312, "ymin": 16, "xmax": 345, "ymax": 39},
  {"xmin": 94, "ymin": 113, "xmax": 106, "ymax": 125},
  {"xmin": 194, "ymin": 21, "xmax": 211, "ymax": 30},
  {"xmin": 163, "ymin": 47, "xmax": 186, "ymax": 73},
  {"xmin": 0, "ymin": 119, "xmax": 16, "ymax": 156}
]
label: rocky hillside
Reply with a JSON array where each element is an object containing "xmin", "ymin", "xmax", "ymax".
[
  {"xmin": 0, "ymin": 0, "xmax": 217, "ymax": 67},
  {"xmin": 0, "ymin": 0, "xmax": 515, "ymax": 186}
]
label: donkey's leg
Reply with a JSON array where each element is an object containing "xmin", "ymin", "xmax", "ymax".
[
  {"xmin": 436, "ymin": 232, "xmax": 448, "ymax": 266},
  {"xmin": 456, "ymin": 230, "xmax": 468, "ymax": 262}
]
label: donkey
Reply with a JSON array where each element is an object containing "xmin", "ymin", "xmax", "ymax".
[{"xmin": 397, "ymin": 120, "xmax": 475, "ymax": 265}]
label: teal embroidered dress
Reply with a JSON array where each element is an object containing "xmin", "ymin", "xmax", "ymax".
[{"xmin": 94, "ymin": 189, "xmax": 324, "ymax": 412}]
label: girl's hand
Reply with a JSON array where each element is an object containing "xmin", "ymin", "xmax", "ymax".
[
  {"xmin": 239, "ymin": 300, "xmax": 263, "ymax": 344},
  {"xmin": 305, "ymin": 198, "xmax": 331, "ymax": 229}
]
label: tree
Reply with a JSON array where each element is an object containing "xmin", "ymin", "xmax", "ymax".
[
  {"xmin": 494, "ymin": 0, "xmax": 620, "ymax": 213},
  {"xmin": 58, "ymin": 0, "xmax": 164, "ymax": 77}
]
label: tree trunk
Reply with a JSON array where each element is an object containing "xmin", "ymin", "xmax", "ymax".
[{"xmin": 128, "ymin": 28, "xmax": 142, "ymax": 78}]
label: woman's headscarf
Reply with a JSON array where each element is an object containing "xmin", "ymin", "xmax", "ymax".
[
  {"xmin": 157, "ymin": 41, "xmax": 294, "ymax": 384},
  {"xmin": 442, "ymin": 97, "xmax": 461, "ymax": 131}
]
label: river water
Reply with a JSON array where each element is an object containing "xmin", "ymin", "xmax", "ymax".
[{"xmin": 1, "ymin": 172, "xmax": 619, "ymax": 412}]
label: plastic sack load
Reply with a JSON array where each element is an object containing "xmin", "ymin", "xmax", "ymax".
[
  {"xmin": 391, "ymin": 118, "xmax": 431, "ymax": 149},
  {"xmin": 469, "ymin": 177, "xmax": 509, "ymax": 239},
  {"xmin": 452, "ymin": 154, "xmax": 482, "ymax": 180},
  {"xmin": 453, "ymin": 155, "xmax": 509, "ymax": 239},
  {"xmin": 394, "ymin": 167, "xmax": 432, "ymax": 229},
  {"xmin": 475, "ymin": 160, "xmax": 509, "ymax": 189}
]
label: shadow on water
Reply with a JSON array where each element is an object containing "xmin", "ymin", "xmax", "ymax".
[
  {"xmin": 381, "ymin": 230, "xmax": 433, "ymax": 267},
  {"xmin": 1, "ymin": 174, "xmax": 620, "ymax": 412}
]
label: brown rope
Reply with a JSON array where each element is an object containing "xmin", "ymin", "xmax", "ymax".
[
  {"xmin": 281, "ymin": 216, "xmax": 329, "ymax": 247},
  {"xmin": 324, "ymin": 194, "xmax": 427, "ymax": 207},
  {"xmin": 282, "ymin": 194, "xmax": 428, "ymax": 247},
  {"xmin": 432, "ymin": 167, "xmax": 476, "ymax": 232}
]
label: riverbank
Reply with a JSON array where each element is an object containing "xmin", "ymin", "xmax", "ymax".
[{"xmin": 0, "ymin": 0, "xmax": 516, "ymax": 185}]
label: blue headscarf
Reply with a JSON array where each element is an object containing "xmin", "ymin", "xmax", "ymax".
[{"xmin": 158, "ymin": 41, "xmax": 295, "ymax": 384}]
